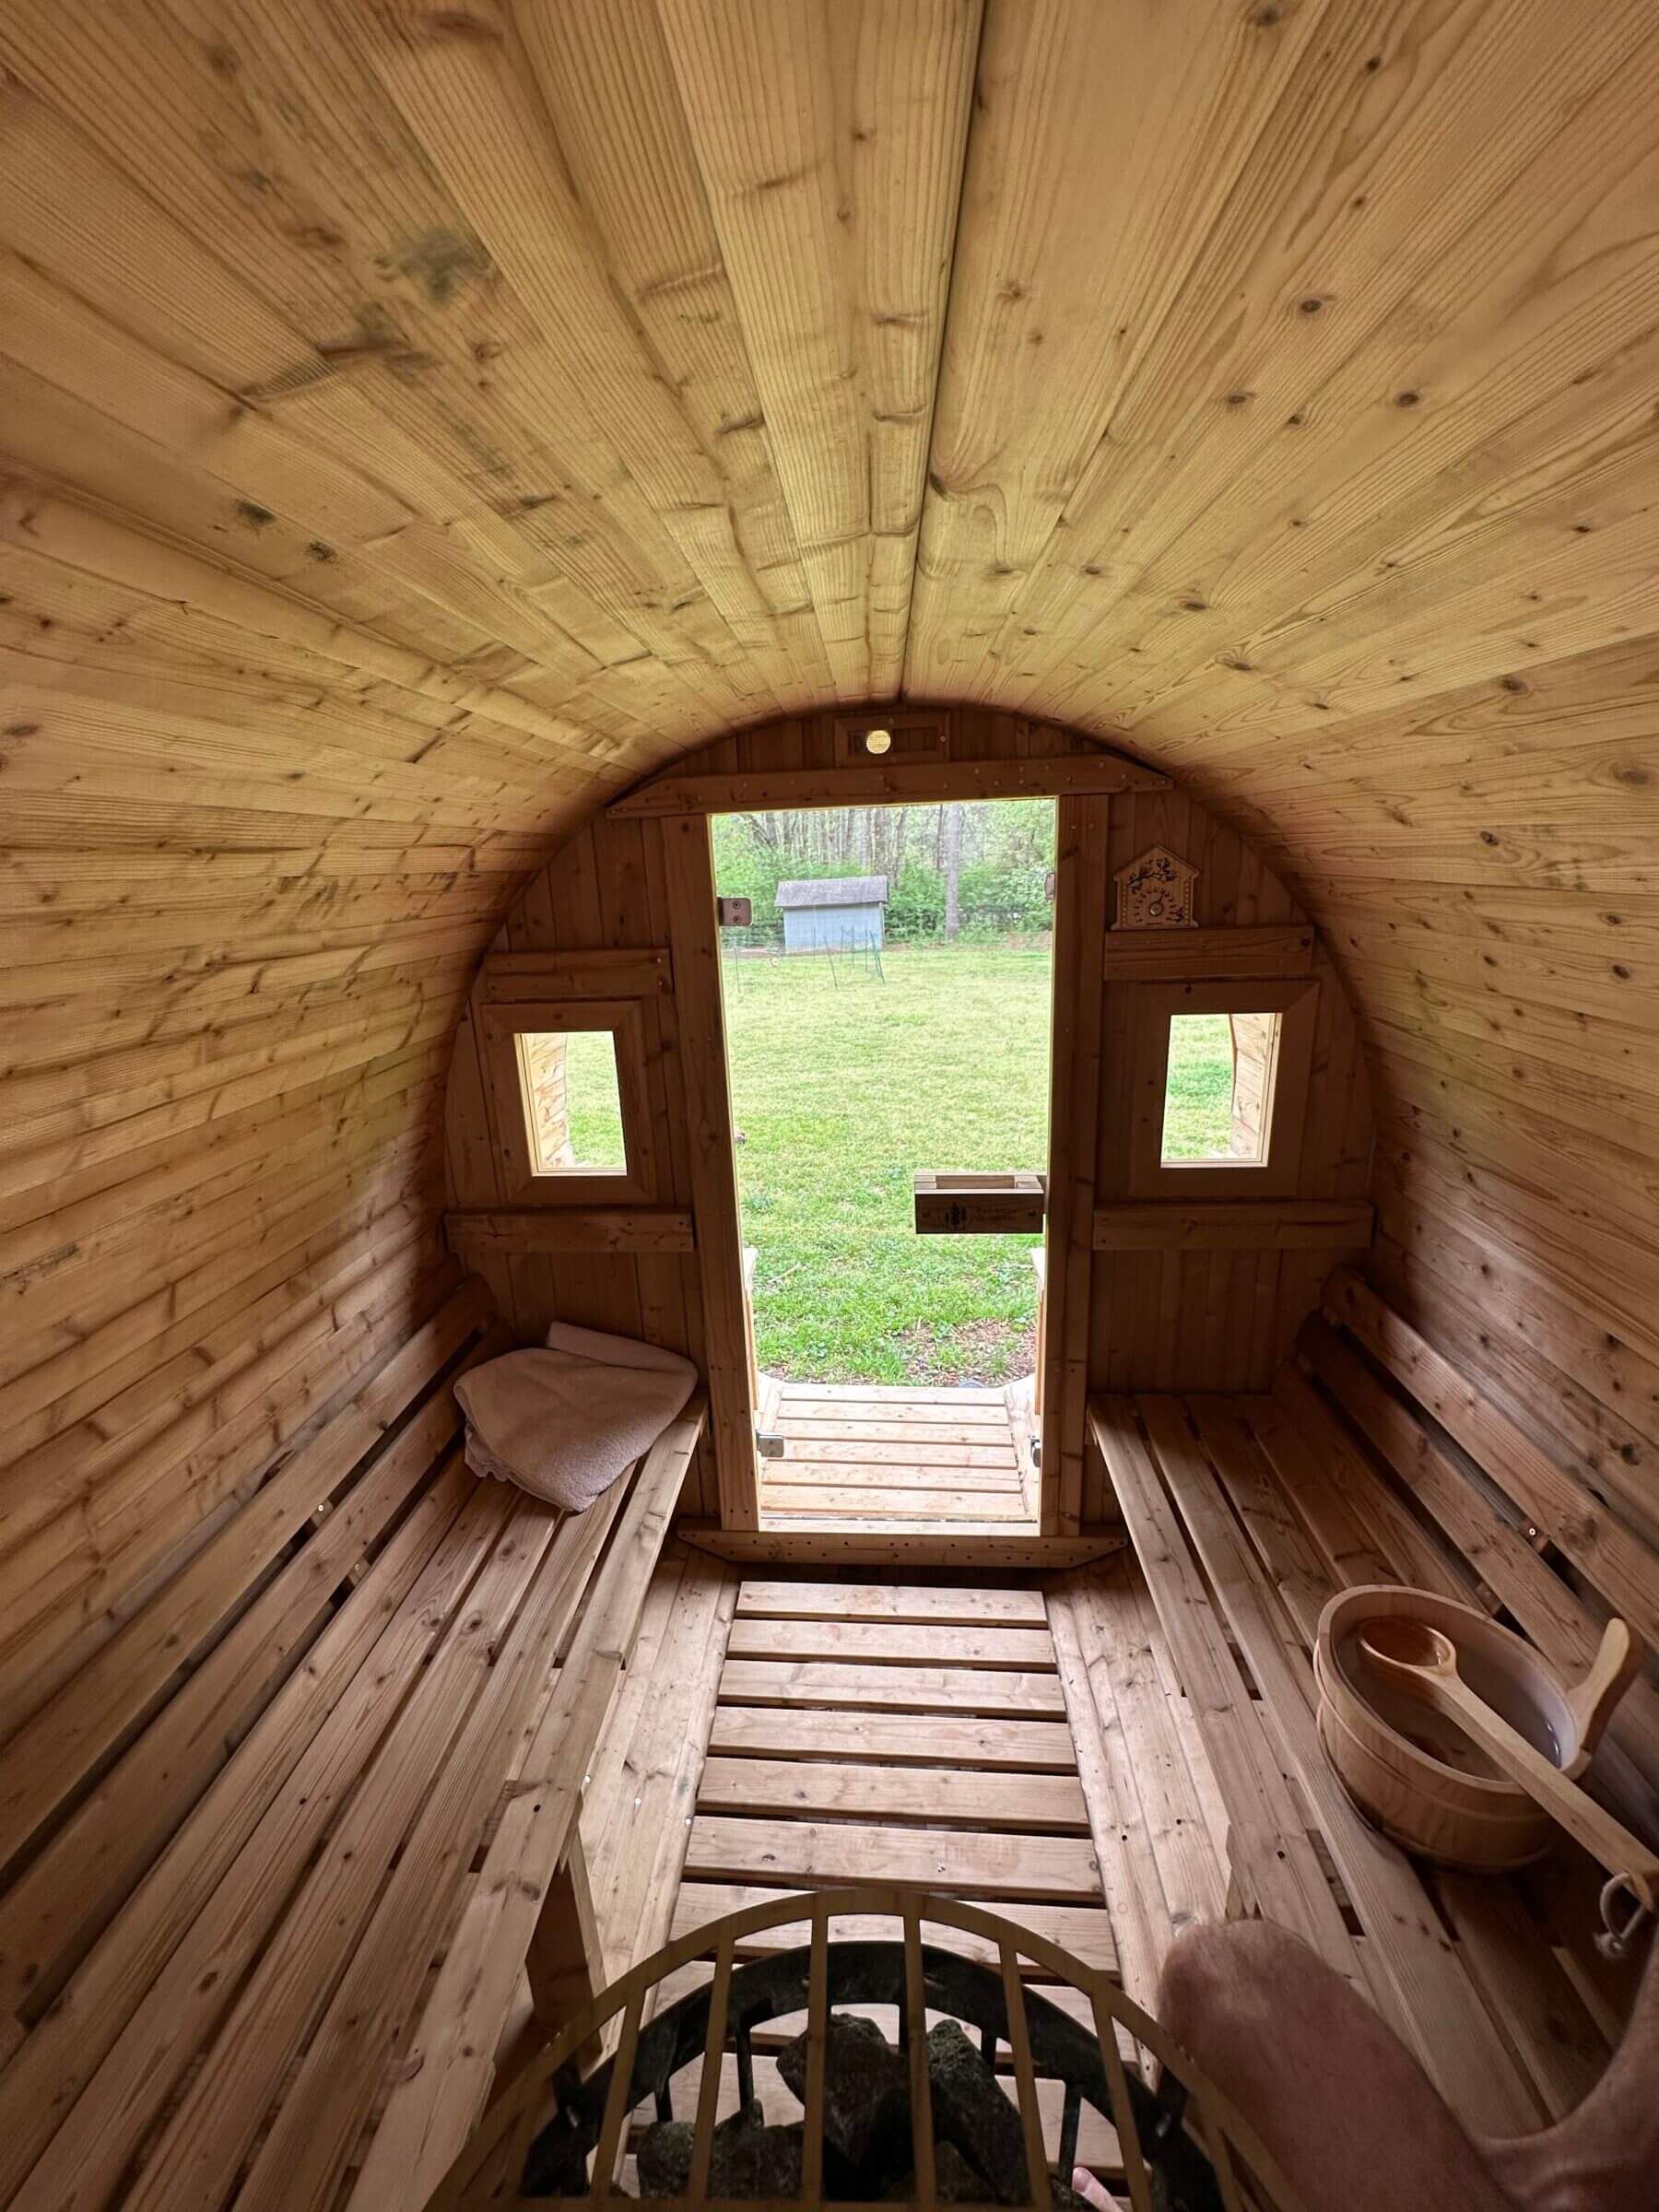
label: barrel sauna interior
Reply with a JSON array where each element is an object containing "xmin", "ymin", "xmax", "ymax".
[{"xmin": 2, "ymin": 6, "xmax": 1658, "ymax": 2210}]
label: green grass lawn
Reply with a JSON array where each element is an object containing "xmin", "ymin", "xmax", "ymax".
[
  {"xmin": 723, "ymin": 942, "xmax": 1053, "ymax": 1384},
  {"xmin": 721, "ymin": 947, "xmax": 1241, "ymax": 1384},
  {"xmin": 560, "ymin": 1027, "xmax": 628, "ymax": 1168},
  {"xmin": 1160, "ymin": 1012, "xmax": 1239, "ymax": 1160}
]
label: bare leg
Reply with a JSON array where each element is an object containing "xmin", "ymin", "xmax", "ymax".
[
  {"xmin": 1156, "ymin": 1921, "xmax": 1512, "ymax": 2212},
  {"xmin": 1480, "ymin": 1926, "xmax": 1659, "ymax": 2212},
  {"xmin": 1076, "ymin": 1920, "xmax": 1658, "ymax": 2211}
]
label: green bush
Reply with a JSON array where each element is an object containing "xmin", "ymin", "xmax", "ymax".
[{"xmin": 885, "ymin": 861, "xmax": 945, "ymax": 940}]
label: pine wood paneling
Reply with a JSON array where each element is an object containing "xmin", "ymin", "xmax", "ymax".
[
  {"xmin": 0, "ymin": 10, "xmax": 1653, "ymax": 2206},
  {"xmin": 1204, "ymin": 634, "xmax": 1659, "ymax": 1608},
  {"xmin": 0, "ymin": 0, "xmax": 990, "ymax": 1669},
  {"xmin": 456, "ymin": 710, "xmax": 1369, "ymax": 1531},
  {"xmin": 1078, "ymin": 790, "xmax": 1372, "ymax": 1519},
  {"xmin": 0, "ymin": 0, "xmax": 1654, "ymax": 1768}
]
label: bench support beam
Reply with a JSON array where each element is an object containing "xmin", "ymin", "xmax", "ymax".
[{"xmin": 527, "ymin": 1830, "xmax": 607, "ymax": 2070}]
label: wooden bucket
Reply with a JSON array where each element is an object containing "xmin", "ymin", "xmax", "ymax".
[{"xmin": 1315, "ymin": 1583, "xmax": 1588, "ymax": 1872}]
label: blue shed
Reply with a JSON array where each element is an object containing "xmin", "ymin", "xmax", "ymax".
[{"xmin": 775, "ymin": 875, "xmax": 888, "ymax": 953}]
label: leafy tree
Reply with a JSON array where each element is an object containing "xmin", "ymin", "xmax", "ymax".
[{"xmin": 712, "ymin": 800, "xmax": 1055, "ymax": 945}]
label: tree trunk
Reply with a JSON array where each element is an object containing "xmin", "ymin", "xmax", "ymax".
[{"xmin": 944, "ymin": 801, "xmax": 962, "ymax": 940}]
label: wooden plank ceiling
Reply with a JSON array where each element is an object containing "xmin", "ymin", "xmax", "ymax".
[{"xmin": 3, "ymin": 0, "xmax": 1657, "ymax": 1607}]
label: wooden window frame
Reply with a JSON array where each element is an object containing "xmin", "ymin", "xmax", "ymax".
[
  {"xmin": 477, "ymin": 996, "xmax": 660, "ymax": 1206},
  {"xmin": 1125, "ymin": 978, "xmax": 1319, "ymax": 1199}
]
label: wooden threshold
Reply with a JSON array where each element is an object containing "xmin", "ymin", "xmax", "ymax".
[
  {"xmin": 755, "ymin": 1380, "xmax": 1046, "ymax": 1536},
  {"xmin": 679, "ymin": 1523, "xmax": 1124, "ymax": 1569}
]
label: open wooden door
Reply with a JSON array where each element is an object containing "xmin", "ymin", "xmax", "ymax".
[
  {"xmin": 903, "ymin": 799, "xmax": 1107, "ymax": 1536},
  {"xmin": 605, "ymin": 713, "xmax": 1164, "ymax": 1538},
  {"xmin": 1038, "ymin": 795, "xmax": 1111, "ymax": 1534},
  {"xmin": 653, "ymin": 815, "xmax": 759, "ymax": 1528}
]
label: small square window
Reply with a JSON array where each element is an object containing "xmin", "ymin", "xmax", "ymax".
[
  {"xmin": 516, "ymin": 1030, "xmax": 629, "ymax": 1176},
  {"xmin": 1159, "ymin": 1010, "xmax": 1284, "ymax": 1167},
  {"xmin": 477, "ymin": 982, "xmax": 657, "ymax": 1205},
  {"xmin": 1129, "ymin": 979, "xmax": 1315, "ymax": 1199}
]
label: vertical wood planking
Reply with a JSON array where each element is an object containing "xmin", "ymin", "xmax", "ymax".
[
  {"xmin": 1083, "ymin": 789, "xmax": 1366, "ymax": 1419},
  {"xmin": 453, "ymin": 710, "xmax": 1374, "ymax": 1527},
  {"xmin": 656, "ymin": 814, "xmax": 759, "ymax": 1528},
  {"xmin": 642, "ymin": 818, "xmax": 720, "ymax": 1518},
  {"xmin": 1041, "ymin": 794, "xmax": 1111, "ymax": 1532}
]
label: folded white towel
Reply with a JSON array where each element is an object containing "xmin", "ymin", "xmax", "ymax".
[{"xmin": 453, "ymin": 1321, "xmax": 697, "ymax": 1512}]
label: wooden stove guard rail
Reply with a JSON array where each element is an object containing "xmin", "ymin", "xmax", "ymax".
[{"xmin": 423, "ymin": 1887, "xmax": 1307, "ymax": 2212}]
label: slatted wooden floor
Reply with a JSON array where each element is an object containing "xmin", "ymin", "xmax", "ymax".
[
  {"xmin": 665, "ymin": 1575, "xmax": 1146, "ymax": 2179},
  {"xmin": 757, "ymin": 1382, "xmax": 1038, "ymax": 1527}
]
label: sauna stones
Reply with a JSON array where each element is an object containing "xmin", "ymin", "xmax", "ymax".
[
  {"xmin": 892, "ymin": 2139, "xmax": 986, "ymax": 2203},
  {"xmin": 772, "ymin": 2009, "xmax": 1038, "ymax": 2206},
  {"xmin": 637, "ymin": 2100, "xmax": 804, "ymax": 2199},
  {"xmin": 632, "ymin": 2009, "xmax": 1065, "ymax": 2204},
  {"xmin": 776, "ymin": 2011, "xmax": 911, "ymax": 2171},
  {"xmin": 924, "ymin": 2018, "xmax": 1031, "ymax": 2205}
]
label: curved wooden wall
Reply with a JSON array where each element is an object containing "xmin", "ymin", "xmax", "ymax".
[
  {"xmin": 1206, "ymin": 635, "xmax": 1659, "ymax": 1562},
  {"xmin": 0, "ymin": 4, "xmax": 1654, "ymax": 1665},
  {"xmin": 444, "ymin": 709, "xmax": 1374, "ymax": 1522}
]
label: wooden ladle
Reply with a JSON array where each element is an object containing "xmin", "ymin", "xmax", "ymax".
[{"xmin": 1359, "ymin": 1615, "xmax": 1659, "ymax": 1936}]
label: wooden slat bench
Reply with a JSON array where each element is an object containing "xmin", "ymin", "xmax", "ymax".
[
  {"xmin": 0, "ymin": 1280, "xmax": 704, "ymax": 2212},
  {"xmin": 1088, "ymin": 1266, "xmax": 1659, "ymax": 2142}
]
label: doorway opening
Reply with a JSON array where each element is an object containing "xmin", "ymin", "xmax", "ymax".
[{"xmin": 713, "ymin": 797, "xmax": 1055, "ymax": 1529}]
